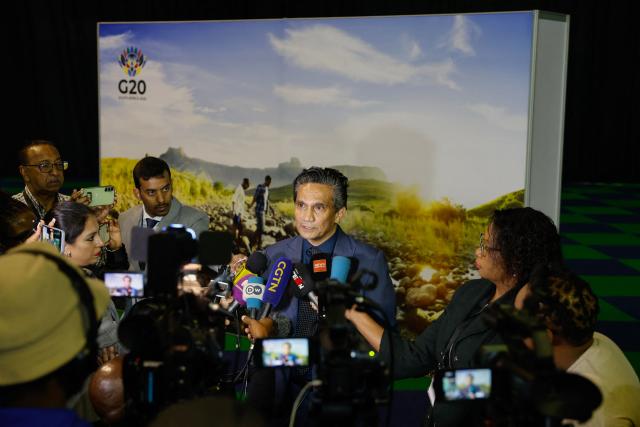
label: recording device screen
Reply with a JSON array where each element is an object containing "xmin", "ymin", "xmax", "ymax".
[
  {"xmin": 41, "ymin": 225, "xmax": 65, "ymax": 253},
  {"xmin": 440, "ymin": 368, "xmax": 492, "ymax": 401},
  {"xmin": 259, "ymin": 338, "xmax": 310, "ymax": 368},
  {"xmin": 104, "ymin": 272, "xmax": 145, "ymax": 297}
]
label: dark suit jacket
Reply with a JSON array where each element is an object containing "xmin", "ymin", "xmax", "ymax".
[{"xmin": 263, "ymin": 229, "xmax": 397, "ymax": 331}]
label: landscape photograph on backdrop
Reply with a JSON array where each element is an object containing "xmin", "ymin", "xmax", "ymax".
[{"xmin": 99, "ymin": 12, "xmax": 533, "ymax": 336}]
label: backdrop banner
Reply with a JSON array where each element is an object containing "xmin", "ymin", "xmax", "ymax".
[{"xmin": 99, "ymin": 13, "xmax": 535, "ymax": 335}]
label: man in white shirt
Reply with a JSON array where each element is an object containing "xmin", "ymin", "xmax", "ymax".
[
  {"xmin": 520, "ymin": 270, "xmax": 640, "ymax": 426},
  {"xmin": 231, "ymin": 178, "xmax": 250, "ymax": 239}
]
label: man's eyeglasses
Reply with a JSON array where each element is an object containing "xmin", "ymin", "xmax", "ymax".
[
  {"xmin": 22, "ymin": 160, "xmax": 69, "ymax": 173},
  {"xmin": 479, "ymin": 233, "xmax": 500, "ymax": 256}
]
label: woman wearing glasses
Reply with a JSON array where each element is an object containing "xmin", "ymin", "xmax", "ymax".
[{"xmin": 345, "ymin": 207, "xmax": 564, "ymax": 426}]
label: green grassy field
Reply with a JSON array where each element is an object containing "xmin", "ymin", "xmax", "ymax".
[{"xmin": 101, "ymin": 158, "xmax": 231, "ymax": 212}]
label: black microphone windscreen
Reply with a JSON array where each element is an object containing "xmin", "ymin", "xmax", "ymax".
[
  {"xmin": 246, "ymin": 251, "xmax": 268, "ymax": 275},
  {"xmin": 310, "ymin": 252, "xmax": 331, "ymax": 281},
  {"xmin": 199, "ymin": 231, "xmax": 233, "ymax": 265},
  {"xmin": 292, "ymin": 262, "xmax": 316, "ymax": 297}
]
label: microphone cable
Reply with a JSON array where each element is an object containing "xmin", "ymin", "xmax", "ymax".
[{"xmin": 289, "ymin": 379, "xmax": 323, "ymax": 427}]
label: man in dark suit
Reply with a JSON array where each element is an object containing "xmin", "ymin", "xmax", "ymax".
[
  {"xmin": 243, "ymin": 166, "xmax": 396, "ymax": 338},
  {"xmin": 119, "ymin": 156, "xmax": 209, "ymax": 271},
  {"xmin": 242, "ymin": 167, "xmax": 396, "ymax": 425}
]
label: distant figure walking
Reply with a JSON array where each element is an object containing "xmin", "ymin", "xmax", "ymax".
[
  {"xmin": 232, "ymin": 178, "xmax": 250, "ymax": 239},
  {"xmin": 249, "ymin": 175, "xmax": 271, "ymax": 250}
]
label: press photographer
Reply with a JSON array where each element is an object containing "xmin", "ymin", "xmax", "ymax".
[
  {"xmin": 307, "ymin": 256, "xmax": 392, "ymax": 427},
  {"xmin": 345, "ymin": 207, "xmax": 564, "ymax": 426},
  {"xmin": 114, "ymin": 225, "xmax": 256, "ymax": 425},
  {"xmin": 512, "ymin": 268, "xmax": 640, "ymax": 426}
]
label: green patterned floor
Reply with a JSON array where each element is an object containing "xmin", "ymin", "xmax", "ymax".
[{"xmin": 560, "ymin": 183, "xmax": 640, "ymax": 375}]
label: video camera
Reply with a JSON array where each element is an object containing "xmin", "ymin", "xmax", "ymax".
[
  {"xmin": 431, "ymin": 303, "xmax": 602, "ymax": 427},
  {"xmin": 306, "ymin": 255, "xmax": 392, "ymax": 427},
  {"xmin": 118, "ymin": 225, "xmax": 235, "ymax": 423}
]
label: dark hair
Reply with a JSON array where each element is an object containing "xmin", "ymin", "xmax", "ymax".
[
  {"xmin": 293, "ymin": 167, "xmax": 349, "ymax": 210},
  {"xmin": 50, "ymin": 201, "xmax": 95, "ymax": 244},
  {"xmin": 527, "ymin": 267, "xmax": 598, "ymax": 346},
  {"xmin": 123, "ymin": 275, "xmax": 132, "ymax": 281},
  {"xmin": 132, "ymin": 156, "xmax": 171, "ymax": 189},
  {"xmin": 489, "ymin": 207, "xmax": 563, "ymax": 283},
  {"xmin": 0, "ymin": 191, "xmax": 36, "ymax": 253},
  {"xmin": 18, "ymin": 139, "xmax": 58, "ymax": 166},
  {"xmin": 265, "ymin": 175, "xmax": 272, "ymax": 182}
]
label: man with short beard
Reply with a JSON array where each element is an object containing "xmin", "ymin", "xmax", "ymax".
[{"xmin": 118, "ymin": 156, "xmax": 209, "ymax": 271}]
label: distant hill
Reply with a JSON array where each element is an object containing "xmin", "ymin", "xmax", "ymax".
[
  {"xmin": 159, "ymin": 147, "xmax": 387, "ymax": 189},
  {"xmin": 467, "ymin": 189, "xmax": 525, "ymax": 217},
  {"xmin": 267, "ymin": 178, "xmax": 398, "ymax": 205}
]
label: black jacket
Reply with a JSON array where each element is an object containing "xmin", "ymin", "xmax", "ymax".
[{"xmin": 380, "ymin": 279, "xmax": 518, "ymax": 426}]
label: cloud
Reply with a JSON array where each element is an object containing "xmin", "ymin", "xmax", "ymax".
[
  {"xmin": 268, "ymin": 24, "xmax": 459, "ymax": 89},
  {"xmin": 466, "ymin": 103, "xmax": 527, "ymax": 132},
  {"xmin": 400, "ymin": 34, "xmax": 423, "ymax": 61},
  {"xmin": 99, "ymin": 60, "xmax": 309, "ymax": 167},
  {"xmin": 409, "ymin": 41, "xmax": 423, "ymax": 60},
  {"xmin": 273, "ymin": 84, "xmax": 378, "ymax": 108},
  {"xmin": 441, "ymin": 15, "xmax": 481, "ymax": 56},
  {"xmin": 196, "ymin": 106, "xmax": 227, "ymax": 114},
  {"xmin": 99, "ymin": 31, "xmax": 134, "ymax": 50}
]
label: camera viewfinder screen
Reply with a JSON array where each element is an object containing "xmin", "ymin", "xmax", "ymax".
[
  {"xmin": 104, "ymin": 272, "xmax": 144, "ymax": 297},
  {"xmin": 261, "ymin": 338, "xmax": 309, "ymax": 367},
  {"xmin": 443, "ymin": 368, "xmax": 492, "ymax": 401}
]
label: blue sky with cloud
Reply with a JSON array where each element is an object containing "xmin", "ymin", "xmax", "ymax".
[{"xmin": 99, "ymin": 12, "xmax": 533, "ymax": 207}]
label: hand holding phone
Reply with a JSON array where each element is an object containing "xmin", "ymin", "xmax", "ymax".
[
  {"xmin": 40, "ymin": 225, "xmax": 66, "ymax": 253},
  {"xmin": 83, "ymin": 186, "xmax": 115, "ymax": 207}
]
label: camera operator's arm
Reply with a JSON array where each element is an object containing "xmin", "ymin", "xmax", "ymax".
[{"xmin": 345, "ymin": 307, "xmax": 384, "ymax": 352}]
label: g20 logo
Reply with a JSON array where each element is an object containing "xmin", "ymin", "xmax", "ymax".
[
  {"xmin": 118, "ymin": 79, "xmax": 146, "ymax": 95},
  {"xmin": 118, "ymin": 46, "xmax": 147, "ymax": 96}
]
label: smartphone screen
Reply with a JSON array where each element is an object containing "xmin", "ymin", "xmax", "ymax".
[
  {"xmin": 439, "ymin": 368, "xmax": 492, "ymax": 401},
  {"xmin": 41, "ymin": 225, "xmax": 65, "ymax": 253},
  {"xmin": 258, "ymin": 337, "xmax": 310, "ymax": 367},
  {"xmin": 84, "ymin": 186, "xmax": 115, "ymax": 207},
  {"xmin": 104, "ymin": 272, "xmax": 145, "ymax": 297}
]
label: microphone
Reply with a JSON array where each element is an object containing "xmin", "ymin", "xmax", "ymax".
[
  {"xmin": 242, "ymin": 276, "xmax": 265, "ymax": 319},
  {"xmin": 310, "ymin": 252, "xmax": 331, "ymax": 282},
  {"xmin": 330, "ymin": 255, "xmax": 351, "ymax": 284},
  {"xmin": 231, "ymin": 252, "xmax": 268, "ymax": 306},
  {"xmin": 292, "ymin": 263, "xmax": 318, "ymax": 308},
  {"xmin": 259, "ymin": 257, "xmax": 293, "ymax": 319}
]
